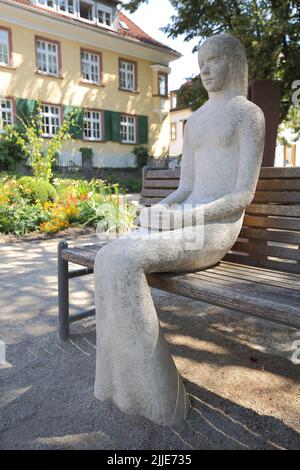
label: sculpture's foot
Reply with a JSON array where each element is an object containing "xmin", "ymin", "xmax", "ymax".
[
  {"xmin": 167, "ymin": 380, "xmax": 191, "ymax": 426},
  {"xmin": 95, "ymin": 372, "xmax": 190, "ymax": 427}
]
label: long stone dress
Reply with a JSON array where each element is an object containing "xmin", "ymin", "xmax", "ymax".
[{"xmin": 93, "ymin": 213, "xmax": 244, "ymax": 425}]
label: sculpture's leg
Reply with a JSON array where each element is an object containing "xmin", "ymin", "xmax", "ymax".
[{"xmin": 93, "ymin": 237, "xmax": 191, "ymax": 426}]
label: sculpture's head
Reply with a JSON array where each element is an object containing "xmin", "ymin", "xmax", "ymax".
[{"xmin": 198, "ymin": 34, "xmax": 248, "ymax": 97}]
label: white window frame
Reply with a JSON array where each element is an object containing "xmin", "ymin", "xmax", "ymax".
[
  {"xmin": 170, "ymin": 123, "xmax": 177, "ymax": 141},
  {"xmin": 0, "ymin": 29, "xmax": 10, "ymax": 67},
  {"xmin": 57, "ymin": 0, "xmax": 77, "ymax": 16},
  {"xmin": 35, "ymin": 0, "xmax": 56, "ymax": 10},
  {"xmin": 120, "ymin": 115, "xmax": 136, "ymax": 144},
  {"xmin": 119, "ymin": 60, "xmax": 136, "ymax": 92},
  {"xmin": 96, "ymin": 3, "xmax": 113, "ymax": 28},
  {"xmin": 0, "ymin": 98, "xmax": 13, "ymax": 133},
  {"xmin": 40, "ymin": 104, "xmax": 61, "ymax": 137},
  {"xmin": 78, "ymin": 0, "xmax": 95, "ymax": 23},
  {"xmin": 36, "ymin": 38, "xmax": 59, "ymax": 76},
  {"xmin": 158, "ymin": 73, "xmax": 168, "ymax": 96},
  {"xmin": 84, "ymin": 109, "xmax": 102, "ymax": 141},
  {"xmin": 81, "ymin": 50, "xmax": 101, "ymax": 84}
]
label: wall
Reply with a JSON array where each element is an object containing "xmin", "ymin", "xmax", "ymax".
[{"xmin": 169, "ymin": 108, "xmax": 192, "ymax": 157}]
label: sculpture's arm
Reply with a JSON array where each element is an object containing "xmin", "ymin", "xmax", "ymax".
[{"xmin": 187, "ymin": 104, "xmax": 265, "ymax": 225}]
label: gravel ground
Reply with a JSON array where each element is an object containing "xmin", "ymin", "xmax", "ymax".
[{"xmin": 0, "ymin": 234, "xmax": 300, "ymax": 450}]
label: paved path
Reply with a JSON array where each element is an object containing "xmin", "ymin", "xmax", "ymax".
[{"xmin": 0, "ymin": 235, "xmax": 300, "ymax": 449}]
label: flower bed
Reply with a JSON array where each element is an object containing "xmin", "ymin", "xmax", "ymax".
[{"xmin": 0, "ymin": 175, "xmax": 137, "ymax": 236}]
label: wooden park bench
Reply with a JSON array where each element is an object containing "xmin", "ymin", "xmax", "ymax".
[{"xmin": 58, "ymin": 166, "xmax": 300, "ymax": 341}]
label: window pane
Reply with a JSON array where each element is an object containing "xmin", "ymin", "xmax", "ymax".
[
  {"xmin": 0, "ymin": 99, "xmax": 13, "ymax": 131},
  {"xmin": 84, "ymin": 110, "xmax": 101, "ymax": 140},
  {"xmin": 0, "ymin": 30, "xmax": 9, "ymax": 65},
  {"xmin": 41, "ymin": 104, "xmax": 61, "ymax": 137},
  {"xmin": 81, "ymin": 51, "xmax": 100, "ymax": 83},
  {"xmin": 37, "ymin": 40, "xmax": 59, "ymax": 76},
  {"xmin": 120, "ymin": 115, "xmax": 136, "ymax": 143},
  {"xmin": 159, "ymin": 74, "xmax": 167, "ymax": 95},
  {"xmin": 119, "ymin": 61, "xmax": 135, "ymax": 91}
]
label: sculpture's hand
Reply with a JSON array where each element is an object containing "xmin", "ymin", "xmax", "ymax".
[{"xmin": 140, "ymin": 205, "xmax": 185, "ymax": 231}]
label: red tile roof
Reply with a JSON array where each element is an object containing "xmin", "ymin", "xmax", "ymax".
[{"xmin": 8, "ymin": 0, "xmax": 179, "ymax": 55}]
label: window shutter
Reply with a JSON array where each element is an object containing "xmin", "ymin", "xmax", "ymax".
[
  {"xmin": 104, "ymin": 110, "xmax": 112, "ymax": 141},
  {"xmin": 64, "ymin": 105, "xmax": 83, "ymax": 139},
  {"xmin": 138, "ymin": 115, "xmax": 148, "ymax": 145},
  {"xmin": 111, "ymin": 111, "xmax": 121, "ymax": 142},
  {"xmin": 16, "ymin": 98, "xmax": 38, "ymax": 132},
  {"xmin": 104, "ymin": 111, "xmax": 121, "ymax": 142}
]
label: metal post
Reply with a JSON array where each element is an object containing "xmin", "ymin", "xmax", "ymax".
[{"xmin": 58, "ymin": 240, "xmax": 70, "ymax": 341}]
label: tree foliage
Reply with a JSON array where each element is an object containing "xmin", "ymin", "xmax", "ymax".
[
  {"xmin": 3, "ymin": 103, "xmax": 76, "ymax": 181},
  {"xmin": 124, "ymin": 0, "xmax": 300, "ymax": 122}
]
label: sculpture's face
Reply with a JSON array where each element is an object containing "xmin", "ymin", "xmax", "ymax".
[{"xmin": 198, "ymin": 43, "xmax": 230, "ymax": 92}]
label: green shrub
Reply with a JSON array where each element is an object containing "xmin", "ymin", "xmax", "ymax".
[
  {"xmin": 133, "ymin": 145, "xmax": 148, "ymax": 169},
  {"xmin": 17, "ymin": 176, "xmax": 57, "ymax": 204},
  {"xmin": 0, "ymin": 132, "xmax": 25, "ymax": 171},
  {"xmin": 0, "ymin": 201, "xmax": 47, "ymax": 235}
]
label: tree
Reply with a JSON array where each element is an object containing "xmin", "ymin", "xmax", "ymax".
[
  {"xmin": 3, "ymin": 103, "xmax": 76, "ymax": 181},
  {"xmin": 124, "ymin": 0, "xmax": 300, "ymax": 122}
]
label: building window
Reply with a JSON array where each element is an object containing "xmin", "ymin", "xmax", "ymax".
[
  {"xmin": 0, "ymin": 29, "xmax": 10, "ymax": 67},
  {"xmin": 36, "ymin": 0, "xmax": 55, "ymax": 8},
  {"xmin": 119, "ymin": 60, "xmax": 136, "ymax": 92},
  {"xmin": 40, "ymin": 104, "xmax": 61, "ymax": 137},
  {"xmin": 0, "ymin": 98, "xmax": 13, "ymax": 132},
  {"xmin": 57, "ymin": 0, "xmax": 76, "ymax": 15},
  {"xmin": 97, "ymin": 4, "xmax": 113, "ymax": 27},
  {"xmin": 170, "ymin": 123, "xmax": 176, "ymax": 141},
  {"xmin": 84, "ymin": 110, "xmax": 102, "ymax": 141},
  {"xmin": 171, "ymin": 94, "xmax": 177, "ymax": 109},
  {"xmin": 81, "ymin": 50, "xmax": 101, "ymax": 84},
  {"xmin": 79, "ymin": 0, "xmax": 94, "ymax": 21},
  {"xmin": 120, "ymin": 115, "xmax": 136, "ymax": 144},
  {"xmin": 36, "ymin": 38, "xmax": 60, "ymax": 76},
  {"xmin": 158, "ymin": 73, "xmax": 168, "ymax": 96}
]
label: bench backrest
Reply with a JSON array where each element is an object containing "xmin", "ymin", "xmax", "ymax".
[{"xmin": 140, "ymin": 166, "xmax": 300, "ymax": 274}]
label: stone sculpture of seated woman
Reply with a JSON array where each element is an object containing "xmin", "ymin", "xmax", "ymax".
[{"xmin": 93, "ymin": 34, "xmax": 265, "ymax": 426}]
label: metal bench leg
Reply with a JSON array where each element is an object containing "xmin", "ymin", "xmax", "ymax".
[{"xmin": 58, "ymin": 240, "xmax": 70, "ymax": 341}]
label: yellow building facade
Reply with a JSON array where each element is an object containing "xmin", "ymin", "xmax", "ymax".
[{"xmin": 0, "ymin": 0, "xmax": 180, "ymax": 167}]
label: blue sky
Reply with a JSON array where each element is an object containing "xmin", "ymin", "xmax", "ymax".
[{"xmin": 123, "ymin": 0, "xmax": 200, "ymax": 91}]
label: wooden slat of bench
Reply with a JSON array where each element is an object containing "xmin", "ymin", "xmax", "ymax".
[
  {"xmin": 144, "ymin": 179, "xmax": 180, "ymax": 189},
  {"xmin": 259, "ymin": 167, "xmax": 300, "ymax": 179},
  {"xmin": 257, "ymin": 179, "xmax": 300, "ymax": 191},
  {"xmin": 147, "ymin": 272, "xmax": 300, "ymax": 329},
  {"xmin": 232, "ymin": 240, "xmax": 300, "ymax": 261},
  {"xmin": 253, "ymin": 191, "xmax": 300, "ymax": 203},
  {"xmin": 246, "ymin": 204, "xmax": 300, "ymax": 217},
  {"xmin": 183, "ymin": 275, "xmax": 300, "ymax": 310},
  {"xmin": 141, "ymin": 188, "xmax": 174, "ymax": 198},
  {"xmin": 214, "ymin": 262, "xmax": 300, "ymax": 288},
  {"xmin": 224, "ymin": 253, "xmax": 300, "ymax": 274},
  {"xmin": 193, "ymin": 269, "xmax": 300, "ymax": 300},
  {"xmin": 146, "ymin": 169, "xmax": 181, "ymax": 179},
  {"xmin": 239, "ymin": 227, "xmax": 300, "ymax": 244},
  {"xmin": 243, "ymin": 214, "xmax": 300, "ymax": 231}
]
